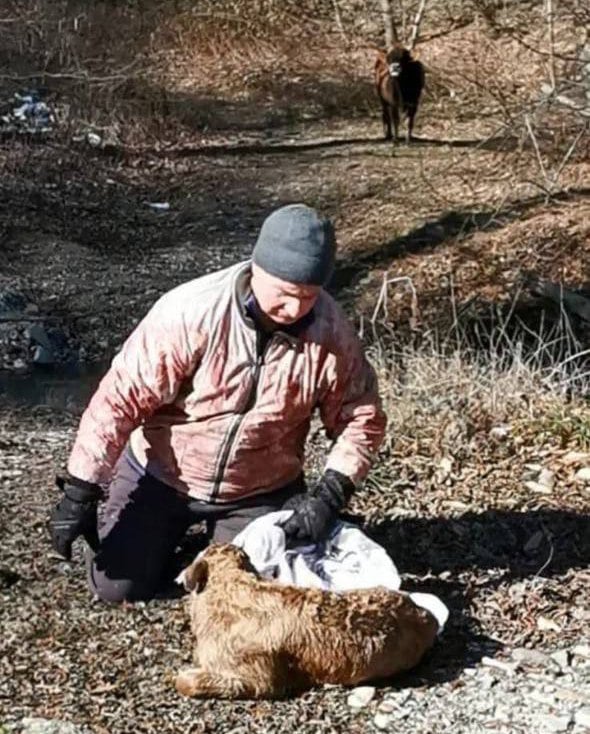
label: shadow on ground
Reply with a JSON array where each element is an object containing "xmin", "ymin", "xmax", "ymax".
[
  {"xmin": 338, "ymin": 507, "xmax": 590, "ymax": 687},
  {"xmin": 331, "ymin": 187, "xmax": 590, "ymax": 294}
]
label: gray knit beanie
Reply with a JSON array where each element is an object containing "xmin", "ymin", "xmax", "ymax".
[{"xmin": 252, "ymin": 204, "xmax": 336, "ymax": 286}]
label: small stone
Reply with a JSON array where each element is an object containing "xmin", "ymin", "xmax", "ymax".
[
  {"xmin": 376, "ymin": 699, "xmax": 396, "ymax": 714},
  {"xmin": 574, "ymin": 707, "xmax": 590, "ymax": 728},
  {"xmin": 374, "ymin": 712, "xmax": 395, "ymax": 730},
  {"xmin": 525, "ymin": 480, "xmax": 553, "ymax": 494},
  {"xmin": 550, "ymin": 650, "xmax": 570, "ymax": 669},
  {"xmin": 538, "ymin": 468, "xmax": 555, "ymax": 489},
  {"xmin": 86, "ymin": 131, "xmax": 102, "ymax": 146},
  {"xmin": 560, "ymin": 451, "xmax": 589, "ymax": 466},
  {"xmin": 347, "ymin": 686, "xmax": 376, "ymax": 708},
  {"xmin": 524, "ymin": 463, "xmax": 543, "ymax": 473},
  {"xmin": 489, "ymin": 424, "xmax": 510, "ymax": 441},
  {"xmin": 534, "ymin": 713, "xmax": 572, "ymax": 732},
  {"xmin": 512, "ymin": 647, "xmax": 551, "ymax": 668},
  {"xmin": 572, "ymin": 644, "xmax": 590, "ymax": 659},
  {"xmin": 537, "ymin": 616, "xmax": 562, "ymax": 632},
  {"xmin": 574, "ymin": 467, "xmax": 590, "ymax": 482}
]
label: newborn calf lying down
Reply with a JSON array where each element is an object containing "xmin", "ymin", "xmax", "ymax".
[{"xmin": 175, "ymin": 543, "xmax": 439, "ymax": 699}]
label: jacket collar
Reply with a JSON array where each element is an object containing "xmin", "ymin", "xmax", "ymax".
[{"xmin": 234, "ymin": 261, "xmax": 316, "ymax": 344}]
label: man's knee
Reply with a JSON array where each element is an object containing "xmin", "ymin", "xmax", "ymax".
[{"xmin": 87, "ymin": 555, "xmax": 155, "ymax": 603}]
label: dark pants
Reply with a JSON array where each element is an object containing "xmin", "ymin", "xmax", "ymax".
[{"xmin": 88, "ymin": 449, "xmax": 305, "ymax": 603}]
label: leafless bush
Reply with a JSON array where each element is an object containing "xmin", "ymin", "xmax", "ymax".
[{"xmin": 366, "ymin": 319, "xmax": 589, "ymax": 473}]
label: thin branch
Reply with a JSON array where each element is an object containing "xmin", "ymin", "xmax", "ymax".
[
  {"xmin": 370, "ymin": 275, "xmax": 418, "ymax": 325},
  {"xmin": 533, "ymin": 537, "xmax": 554, "ymax": 579},
  {"xmin": 503, "ymin": 30, "xmax": 581, "ymax": 63},
  {"xmin": 415, "ymin": 18, "xmax": 473, "ymax": 45},
  {"xmin": 331, "ymin": 0, "xmax": 346, "ymax": 39},
  {"xmin": 0, "ymin": 72, "xmax": 134, "ymax": 83},
  {"xmin": 524, "ymin": 114, "xmax": 550, "ymax": 200},
  {"xmin": 550, "ymin": 124, "xmax": 589, "ymax": 190},
  {"xmin": 540, "ymin": 83, "xmax": 590, "ymax": 117}
]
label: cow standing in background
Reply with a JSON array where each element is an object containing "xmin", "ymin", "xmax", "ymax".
[{"xmin": 375, "ymin": 44, "xmax": 425, "ymax": 143}]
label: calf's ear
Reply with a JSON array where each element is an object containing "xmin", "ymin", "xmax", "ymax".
[{"xmin": 176, "ymin": 557, "xmax": 209, "ymax": 593}]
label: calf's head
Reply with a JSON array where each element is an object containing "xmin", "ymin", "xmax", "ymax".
[{"xmin": 177, "ymin": 543, "xmax": 257, "ymax": 593}]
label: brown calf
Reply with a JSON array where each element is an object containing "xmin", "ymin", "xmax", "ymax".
[{"xmin": 175, "ymin": 543, "xmax": 438, "ymax": 699}]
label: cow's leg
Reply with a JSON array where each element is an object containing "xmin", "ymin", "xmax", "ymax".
[
  {"xmin": 406, "ymin": 101, "xmax": 420, "ymax": 143},
  {"xmin": 392, "ymin": 104, "xmax": 400, "ymax": 142},
  {"xmin": 407, "ymin": 109, "xmax": 415, "ymax": 143},
  {"xmin": 381, "ymin": 100, "xmax": 392, "ymax": 140}
]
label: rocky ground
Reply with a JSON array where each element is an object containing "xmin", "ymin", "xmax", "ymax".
[{"xmin": 0, "ymin": 407, "xmax": 589, "ymax": 734}]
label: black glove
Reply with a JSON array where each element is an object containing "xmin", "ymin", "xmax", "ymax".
[
  {"xmin": 280, "ymin": 469, "xmax": 355, "ymax": 545},
  {"xmin": 49, "ymin": 476, "xmax": 102, "ymax": 560}
]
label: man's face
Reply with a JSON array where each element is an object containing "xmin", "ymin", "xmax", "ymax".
[{"xmin": 251, "ymin": 264, "xmax": 321, "ymax": 325}]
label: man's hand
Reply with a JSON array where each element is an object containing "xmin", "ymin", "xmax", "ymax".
[
  {"xmin": 49, "ymin": 476, "xmax": 102, "ymax": 560},
  {"xmin": 280, "ymin": 469, "xmax": 355, "ymax": 545}
]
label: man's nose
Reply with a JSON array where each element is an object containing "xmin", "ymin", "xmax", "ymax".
[{"xmin": 284, "ymin": 300, "xmax": 303, "ymax": 318}]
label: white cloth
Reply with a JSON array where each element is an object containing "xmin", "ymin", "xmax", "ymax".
[{"xmin": 232, "ymin": 510, "xmax": 448, "ymax": 632}]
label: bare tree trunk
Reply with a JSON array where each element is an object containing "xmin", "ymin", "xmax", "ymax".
[
  {"xmin": 408, "ymin": 0, "xmax": 428, "ymax": 50},
  {"xmin": 545, "ymin": 0, "xmax": 556, "ymax": 91},
  {"xmin": 379, "ymin": 0, "xmax": 398, "ymax": 48}
]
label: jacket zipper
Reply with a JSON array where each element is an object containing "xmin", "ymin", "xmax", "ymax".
[{"xmin": 210, "ymin": 331, "xmax": 269, "ymax": 499}]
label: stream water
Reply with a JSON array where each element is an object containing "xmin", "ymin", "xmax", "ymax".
[{"xmin": 0, "ymin": 362, "xmax": 108, "ymax": 411}]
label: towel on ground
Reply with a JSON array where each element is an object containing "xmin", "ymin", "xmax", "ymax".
[{"xmin": 232, "ymin": 510, "xmax": 449, "ymax": 632}]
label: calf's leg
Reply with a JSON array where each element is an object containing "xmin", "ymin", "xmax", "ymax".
[{"xmin": 176, "ymin": 667, "xmax": 252, "ymax": 699}]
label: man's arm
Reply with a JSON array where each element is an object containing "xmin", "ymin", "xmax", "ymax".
[
  {"xmin": 280, "ymin": 319, "xmax": 386, "ymax": 545},
  {"xmin": 67, "ymin": 287, "xmax": 203, "ymax": 486},
  {"xmin": 318, "ymin": 327, "xmax": 386, "ymax": 486}
]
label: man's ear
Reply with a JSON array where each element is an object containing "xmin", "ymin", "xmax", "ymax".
[{"xmin": 176, "ymin": 556, "xmax": 208, "ymax": 593}]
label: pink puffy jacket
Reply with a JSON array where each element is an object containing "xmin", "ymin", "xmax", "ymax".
[{"xmin": 67, "ymin": 262, "xmax": 386, "ymax": 503}]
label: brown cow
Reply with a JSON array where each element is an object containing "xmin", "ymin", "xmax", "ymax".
[{"xmin": 375, "ymin": 44, "xmax": 425, "ymax": 142}]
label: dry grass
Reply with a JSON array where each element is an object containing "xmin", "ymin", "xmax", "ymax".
[{"xmin": 371, "ymin": 335, "xmax": 589, "ymax": 461}]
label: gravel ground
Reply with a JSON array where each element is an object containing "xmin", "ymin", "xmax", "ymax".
[{"xmin": 0, "ymin": 410, "xmax": 588, "ymax": 734}]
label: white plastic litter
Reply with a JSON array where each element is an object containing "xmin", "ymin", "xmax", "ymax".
[{"xmin": 1, "ymin": 90, "xmax": 55, "ymax": 133}]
